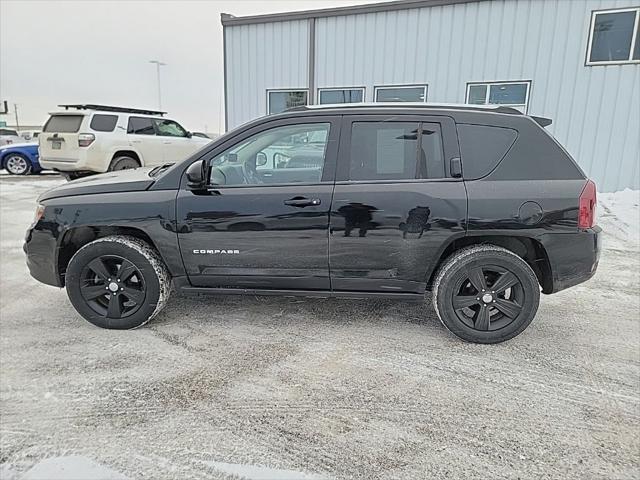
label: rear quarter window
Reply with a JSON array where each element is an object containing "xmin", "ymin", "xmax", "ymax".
[
  {"xmin": 90, "ymin": 114, "xmax": 118, "ymax": 132},
  {"xmin": 43, "ymin": 115, "xmax": 84, "ymax": 133},
  {"xmin": 457, "ymin": 124, "xmax": 517, "ymax": 179}
]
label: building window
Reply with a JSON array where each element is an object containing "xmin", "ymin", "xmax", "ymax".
[
  {"xmin": 318, "ymin": 88, "xmax": 365, "ymax": 104},
  {"xmin": 587, "ymin": 7, "xmax": 640, "ymax": 65},
  {"xmin": 374, "ymin": 85, "xmax": 427, "ymax": 103},
  {"xmin": 267, "ymin": 90, "xmax": 308, "ymax": 115},
  {"xmin": 466, "ymin": 81, "xmax": 531, "ymax": 113}
]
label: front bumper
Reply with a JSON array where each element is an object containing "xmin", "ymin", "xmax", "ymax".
[
  {"xmin": 538, "ymin": 227, "xmax": 601, "ymax": 294},
  {"xmin": 24, "ymin": 226, "xmax": 62, "ymax": 287}
]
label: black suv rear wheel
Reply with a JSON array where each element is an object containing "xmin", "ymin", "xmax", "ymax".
[
  {"xmin": 432, "ymin": 245, "xmax": 540, "ymax": 344},
  {"xmin": 65, "ymin": 236, "xmax": 171, "ymax": 329}
]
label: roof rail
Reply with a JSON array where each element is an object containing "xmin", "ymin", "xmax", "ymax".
[
  {"xmin": 58, "ymin": 104, "xmax": 167, "ymax": 116},
  {"xmin": 285, "ymin": 102, "xmax": 524, "ymax": 115}
]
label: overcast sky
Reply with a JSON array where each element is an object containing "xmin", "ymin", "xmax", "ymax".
[{"xmin": 0, "ymin": 0, "xmax": 373, "ymax": 133}]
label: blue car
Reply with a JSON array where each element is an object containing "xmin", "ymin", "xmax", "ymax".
[{"xmin": 0, "ymin": 143, "xmax": 43, "ymax": 175}]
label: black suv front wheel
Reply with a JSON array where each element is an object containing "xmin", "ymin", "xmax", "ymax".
[
  {"xmin": 432, "ymin": 245, "xmax": 540, "ymax": 344},
  {"xmin": 65, "ymin": 236, "xmax": 171, "ymax": 329}
]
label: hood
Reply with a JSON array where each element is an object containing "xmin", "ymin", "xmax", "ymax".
[
  {"xmin": 39, "ymin": 167, "xmax": 157, "ymax": 202},
  {"xmin": 0, "ymin": 142, "xmax": 37, "ymax": 151}
]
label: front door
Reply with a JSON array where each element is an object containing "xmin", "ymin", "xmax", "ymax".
[
  {"xmin": 329, "ymin": 115, "xmax": 467, "ymax": 293},
  {"xmin": 152, "ymin": 118, "xmax": 204, "ymax": 162},
  {"xmin": 176, "ymin": 117, "xmax": 340, "ymax": 290}
]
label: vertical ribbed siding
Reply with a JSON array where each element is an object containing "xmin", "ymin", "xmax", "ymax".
[
  {"xmin": 225, "ymin": 20, "xmax": 308, "ymax": 129},
  {"xmin": 226, "ymin": 0, "xmax": 639, "ymax": 191}
]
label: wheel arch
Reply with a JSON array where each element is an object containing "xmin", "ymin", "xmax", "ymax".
[
  {"xmin": 110, "ymin": 149, "xmax": 142, "ymax": 166},
  {"xmin": 57, "ymin": 225, "xmax": 164, "ymax": 286},
  {"xmin": 427, "ymin": 235, "xmax": 553, "ymax": 294}
]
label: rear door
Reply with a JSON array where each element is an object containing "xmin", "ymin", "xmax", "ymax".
[
  {"xmin": 329, "ymin": 115, "xmax": 467, "ymax": 293},
  {"xmin": 176, "ymin": 116, "xmax": 340, "ymax": 290},
  {"xmin": 126, "ymin": 116, "xmax": 165, "ymax": 166},
  {"xmin": 40, "ymin": 113, "xmax": 85, "ymax": 162}
]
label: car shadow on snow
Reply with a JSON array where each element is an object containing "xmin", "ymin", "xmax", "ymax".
[{"xmin": 153, "ymin": 293, "xmax": 439, "ymax": 330}]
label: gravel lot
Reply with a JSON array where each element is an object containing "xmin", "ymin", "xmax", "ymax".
[{"xmin": 1, "ymin": 175, "xmax": 638, "ymax": 480}]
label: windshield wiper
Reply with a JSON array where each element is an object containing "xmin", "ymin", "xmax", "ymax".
[{"xmin": 148, "ymin": 163, "xmax": 174, "ymax": 177}]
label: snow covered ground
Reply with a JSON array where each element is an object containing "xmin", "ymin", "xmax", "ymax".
[
  {"xmin": 598, "ymin": 188, "xmax": 640, "ymax": 250},
  {"xmin": 1, "ymin": 176, "xmax": 638, "ymax": 480}
]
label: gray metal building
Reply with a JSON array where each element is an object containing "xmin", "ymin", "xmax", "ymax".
[{"xmin": 221, "ymin": 0, "xmax": 640, "ymax": 192}]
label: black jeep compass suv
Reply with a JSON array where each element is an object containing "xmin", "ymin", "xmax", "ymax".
[{"xmin": 24, "ymin": 104, "xmax": 600, "ymax": 343}]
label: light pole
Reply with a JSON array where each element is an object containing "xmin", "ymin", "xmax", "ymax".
[{"xmin": 149, "ymin": 60, "xmax": 167, "ymax": 111}]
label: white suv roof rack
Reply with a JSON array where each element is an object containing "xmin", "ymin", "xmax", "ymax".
[{"xmin": 58, "ymin": 104, "xmax": 167, "ymax": 117}]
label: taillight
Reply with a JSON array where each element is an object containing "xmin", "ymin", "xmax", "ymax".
[
  {"xmin": 78, "ymin": 133, "xmax": 95, "ymax": 147},
  {"xmin": 578, "ymin": 179, "xmax": 597, "ymax": 229}
]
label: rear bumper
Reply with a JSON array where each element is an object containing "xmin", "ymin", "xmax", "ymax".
[
  {"xmin": 538, "ymin": 227, "xmax": 601, "ymax": 294},
  {"xmin": 40, "ymin": 150, "xmax": 107, "ymax": 173}
]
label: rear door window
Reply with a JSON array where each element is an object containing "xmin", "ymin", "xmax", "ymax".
[
  {"xmin": 43, "ymin": 115, "xmax": 83, "ymax": 133},
  {"xmin": 457, "ymin": 124, "xmax": 517, "ymax": 179},
  {"xmin": 348, "ymin": 122, "xmax": 445, "ymax": 181},
  {"xmin": 127, "ymin": 117, "xmax": 155, "ymax": 135},
  {"xmin": 90, "ymin": 114, "xmax": 118, "ymax": 132}
]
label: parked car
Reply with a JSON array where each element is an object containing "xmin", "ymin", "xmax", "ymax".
[
  {"xmin": 0, "ymin": 128, "xmax": 22, "ymax": 146},
  {"xmin": 19, "ymin": 130, "xmax": 41, "ymax": 142},
  {"xmin": 24, "ymin": 104, "xmax": 600, "ymax": 343},
  {"xmin": 38, "ymin": 104, "xmax": 211, "ymax": 179},
  {"xmin": 0, "ymin": 143, "xmax": 43, "ymax": 175}
]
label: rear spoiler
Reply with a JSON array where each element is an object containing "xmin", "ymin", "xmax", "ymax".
[{"xmin": 531, "ymin": 116, "xmax": 552, "ymax": 127}]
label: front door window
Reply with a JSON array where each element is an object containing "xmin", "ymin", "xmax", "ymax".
[{"xmin": 209, "ymin": 123, "xmax": 331, "ymax": 186}]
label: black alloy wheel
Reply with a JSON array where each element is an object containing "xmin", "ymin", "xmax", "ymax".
[
  {"xmin": 452, "ymin": 265, "xmax": 524, "ymax": 332},
  {"xmin": 80, "ymin": 255, "xmax": 146, "ymax": 319},
  {"xmin": 432, "ymin": 245, "xmax": 540, "ymax": 344},
  {"xmin": 65, "ymin": 236, "xmax": 170, "ymax": 329}
]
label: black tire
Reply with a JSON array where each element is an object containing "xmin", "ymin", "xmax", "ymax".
[
  {"xmin": 432, "ymin": 245, "xmax": 540, "ymax": 344},
  {"xmin": 4, "ymin": 154, "xmax": 31, "ymax": 175},
  {"xmin": 65, "ymin": 236, "xmax": 171, "ymax": 329},
  {"xmin": 66, "ymin": 171, "xmax": 93, "ymax": 181},
  {"xmin": 109, "ymin": 156, "xmax": 140, "ymax": 171}
]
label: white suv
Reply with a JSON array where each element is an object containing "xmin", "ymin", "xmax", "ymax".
[{"xmin": 39, "ymin": 104, "xmax": 210, "ymax": 177}]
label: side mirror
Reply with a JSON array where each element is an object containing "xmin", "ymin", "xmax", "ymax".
[
  {"xmin": 186, "ymin": 131, "xmax": 193, "ymax": 138},
  {"xmin": 256, "ymin": 152, "xmax": 268, "ymax": 167},
  {"xmin": 186, "ymin": 160, "xmax": 206, "ymax": 190}
]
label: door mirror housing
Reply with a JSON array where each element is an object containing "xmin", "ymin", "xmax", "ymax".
[
  {"xmin": 256, "ymin": 152, "xmax": 268, "ymax": 167},
  {"xmin": 186, "ymin": 160, "xmax": 206, "ymax": 190},
  {"xmin": 185, "ymin": 131, "xmax": 193, "ymax": 138}
]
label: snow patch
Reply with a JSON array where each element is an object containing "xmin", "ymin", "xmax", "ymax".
[
  {"xmin": 598, "ymin": 189, "xmax": 640, "ymax": 251},
  {"xmin": 204, "ymin": 461, "xmax": 330, "ymax": 480},
  {"xmin": 20, "ymin": 456, "xmax": 129, "ymax": 480}
]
